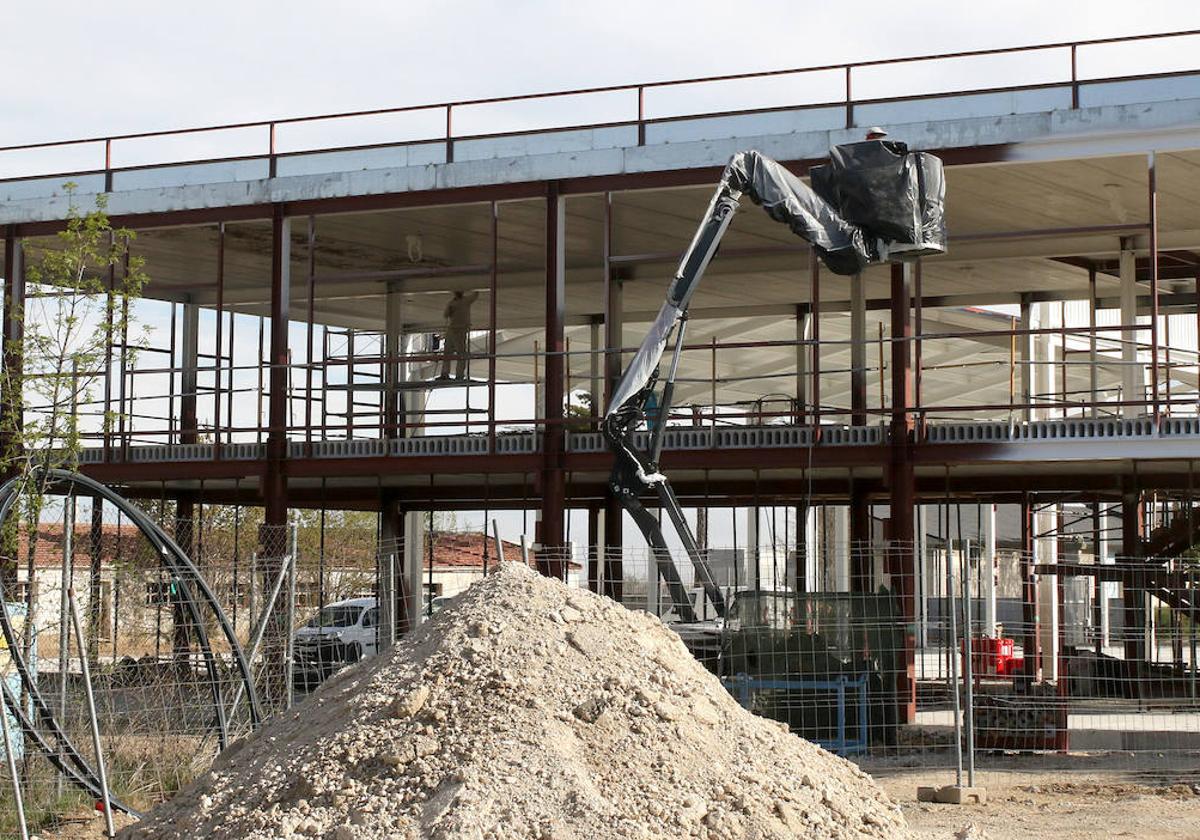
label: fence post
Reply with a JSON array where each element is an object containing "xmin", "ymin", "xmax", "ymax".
[
  {"xmin": 946, "ymin": 532, "xmax": 963, "ymax": 788},
  {"xmin": 68, "ymin": 587, "xmax": 114, "ymax": 838},
  {"xmin": 492, "ymin": 519, "xmax": 505, "ymax": 565},
  {"xmin": 285, "ymin": 525, "xmax": 298, "ymax": 710},
  {"xmin": 0, "ymin": 667, "xmax": 28, "ymax": 840},
  {"xmin": 962, "ymin": 539, "xmax": 976, "ymax": 788}
]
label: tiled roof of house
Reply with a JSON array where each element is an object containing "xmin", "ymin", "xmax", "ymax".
[{"xmin": 426, "ymin": 531, "xmax": 533, "ymax": 569}]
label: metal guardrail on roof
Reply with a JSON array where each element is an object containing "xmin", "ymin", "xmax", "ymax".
[{"xmin": 0, "ymin": 30, "xmax": 1197, "ymax": 193}]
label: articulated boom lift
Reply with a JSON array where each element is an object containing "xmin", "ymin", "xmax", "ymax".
[{"xmin": 602, "ymin": 137, "xmax": 947, "ymax": 622}]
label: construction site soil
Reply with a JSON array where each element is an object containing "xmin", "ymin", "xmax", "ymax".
[{"xmin": 115, "ymin": 562, "xmax": 910, "ymax": 839}]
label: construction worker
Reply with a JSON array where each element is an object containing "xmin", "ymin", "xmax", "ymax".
[{"xmin": 439, "ymin": 290, "xmax": 479, "ymax": 380}]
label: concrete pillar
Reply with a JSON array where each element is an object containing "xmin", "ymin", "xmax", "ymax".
[
  {"xmin": 1034, "ymin": 302, "xmax": 1056, "ymax": 422},
  {"xmin": 803, "ymin": 506, "xmax": 818, "ymax": 591},
  {"xmin": 180, "ymin": 301, "xmax": 200, "ymax": 444},
  {"xmin": 1019, "ymin": 294, "xmax": 1034, "ymax": 422},
  {"xmin": 916, "ymin": 505, "xmax": 928, "ymax": 647},
  {"xmin": 982, "ymin": 503, "xmax": 998, "ymax": 636},
  {"xmin": 1037, "ymin": 503, "xmax": 1059, "ymax": 680},
  {"xmin": 1020, "ymin": 494, "xmax": 1040, "ymax": 683},
  {"xmin": 796, "ymin": 308, "xmax": 810, "ymax": 422},
  {"xmin": 831, "ymin": 506, "xmax": 850, "ymax": 592},
  {"xmin": 404, "ymin": 510, "xmax": 426, "ymax": 627},
  {"xmin": 1099, "ymin": 504, "xmax": 1113, "ymax": 647},
  {"xmin": 791, "ymin": 503, "xmax": 809, "ymax": 593},
  {"xmin": 1120, "ymin": 241, "xmax": 1143, "ymax": 416},
  {"xmin": 849, "ymin": 481, "xmax": 871, "ymax": 592}
]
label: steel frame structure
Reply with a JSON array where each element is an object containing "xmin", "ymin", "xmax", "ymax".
[{"xmin": 0, "ymin": 31, "xmax": 1198, "ymax": 731}]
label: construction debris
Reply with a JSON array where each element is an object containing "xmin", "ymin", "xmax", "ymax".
[{"xmin": 118, "ymin": 563, "xmax": 910, "ymax": 839}]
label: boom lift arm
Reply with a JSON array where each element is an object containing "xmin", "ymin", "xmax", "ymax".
[{"xmin": 602, "ymin": 143, "xmax": 945, "ymax": 623}]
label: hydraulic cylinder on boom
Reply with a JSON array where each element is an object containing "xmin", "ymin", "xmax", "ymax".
[{"xmin": 603, "ymin": 135, "xmax": 947, "ymax": 623}]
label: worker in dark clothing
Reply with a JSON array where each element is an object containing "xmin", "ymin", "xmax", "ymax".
[{"xmin": 439, "ymin": 290, "xmax": 479, "ymax": 380}]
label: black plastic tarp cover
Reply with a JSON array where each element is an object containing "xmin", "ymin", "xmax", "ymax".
[
  {"xmin": 811, "ymin": 140, "xmax": 947, "ymax": 255},
  {"xmin": 726, "ymin": 150, "xmax": 874, "ymax": 276}
]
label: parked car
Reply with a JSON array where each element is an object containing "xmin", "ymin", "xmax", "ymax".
[{"xmin": 292, "ymin": 597, "xmax": 378, "ymax": 687}]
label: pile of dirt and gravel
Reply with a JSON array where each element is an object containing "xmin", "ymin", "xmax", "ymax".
[{"xmin": 118, "ymin": 562, "xmax": 910, "ymax": 839}]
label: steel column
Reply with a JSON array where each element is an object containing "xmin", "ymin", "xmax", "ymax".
[
  {"xmin": 539, "ymin": 184, "xmax": 566, "ymax": 576},
  {"xmin": 379, "ymin": 491, "xmax": 409, "ymax": 644},
  {"xmin": 913, "ymin": 260, "xmax": 923, "ymax": 434},
  {"xmin": 488, "ymin": 201, "xmax": 499, "ymax": 452},
  {"xmin": 887, "ymin": 261, "xmax": 915, "ymax": 723},
  {"xmin": 587, "ymin": 505, "xmax": 600, "ymax": 593},
  {"xmin": 264, "ymin": 208, "xmax": 291, "ymax": 528},
  {"xmin": 1121, "ymin": 481, "xmax": 1146, "ymax": 663},
  {"xmin": 1020, "ymin": 493, "xmax": 1039, "ymax": 684},
  {"xmin": 1, "ymin": 228, "xmax": 23, "ymax": 490},
  {"xmin": 213, "ymin": 223, "xmax": 225, "ymax": 453},
  {"xmin": 810, "ymin": 248, "xmax": 821, "ymax": 433},
  {"xmin": 1119, "ymin": 239, "xmax": 1142, "ymax": 418},
  {"xmin": 850, "ymin": 272, "xmax": 866, "ymax": 426},
  {"xmin": 601, "ymin": 192, "xmax": 624, "ymax": 596},
  {"xmin": 179, "ymin": 302, "xmax": 199, "ymax": 446},
  {"xmin": 1148, "ymin": 152, "xmax": 1160, "ymax": 421}
]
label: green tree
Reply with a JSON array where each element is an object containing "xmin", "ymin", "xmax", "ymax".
[{"xmin": 0, "ymin": 186, "xmax": 148, "ymax": 643}]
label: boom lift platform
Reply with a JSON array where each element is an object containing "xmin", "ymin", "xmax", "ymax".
[{"xmin": 603, "ymin": 136, "xmax": 947, "ymax": 622}]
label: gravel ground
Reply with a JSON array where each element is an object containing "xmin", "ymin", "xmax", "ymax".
[{"xmin": 874, "ymin": 767, "xmax": 1200, "ymax": 840}]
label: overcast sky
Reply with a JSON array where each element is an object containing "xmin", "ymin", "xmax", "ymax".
[{"xmin": 7, "ymin": 1, "xmax": 1200, "ymax": 151}]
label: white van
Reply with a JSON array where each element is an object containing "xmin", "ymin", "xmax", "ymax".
[{"xmin": 292, "ymin": 597, "xmax": 378, "ymax": 685}]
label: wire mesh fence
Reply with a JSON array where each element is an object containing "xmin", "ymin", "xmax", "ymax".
[{"xmin": 2, "ymin": 518, "xmax": 1200, "ymax": 835}]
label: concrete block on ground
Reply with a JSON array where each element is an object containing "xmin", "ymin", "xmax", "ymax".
[{"xmin": 917, "ymin": 785, "xmax": 988, "ymax": 805}]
